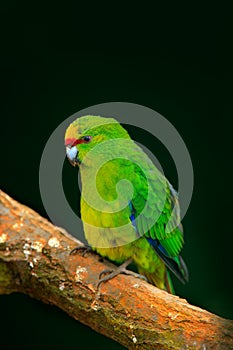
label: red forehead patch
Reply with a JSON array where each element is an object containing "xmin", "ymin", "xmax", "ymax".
[{"xmin": 65, "ymin": 138, "xmax": 84, "ymax": 147}]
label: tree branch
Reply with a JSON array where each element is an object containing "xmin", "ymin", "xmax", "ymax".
[{"xmin": 0, "ymin": 190, "xmax": 232, "ymax": 350}]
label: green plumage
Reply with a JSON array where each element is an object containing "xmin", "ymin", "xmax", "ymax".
[{"xmin": 65, "ymin": 115, "xmax": 188, "ymax": 293}]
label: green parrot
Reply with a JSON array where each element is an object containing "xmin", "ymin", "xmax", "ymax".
[{"xmin": 65, "ymin": 115, "xmax": 188, "ymax": 293}]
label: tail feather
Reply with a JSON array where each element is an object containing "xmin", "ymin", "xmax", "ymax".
[
  {"xmin": 138, "ymin": 260, "xmax": 186, "ymax": 295},
  {"xmin": 147, "ymin": 237, "xmax": 189, "ymax": 284},
  {"xmin": 137, "ymin": 268, "xmax": 166, "ymax": 291},
  {"xmin": 165, "ymin": 270, "xmax": 175, "ymax": 294},
  {"xmin": 137, "ymin": 265, "xmax": 175, "ymax": 294}
]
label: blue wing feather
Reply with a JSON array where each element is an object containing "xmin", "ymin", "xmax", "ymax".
[{"xmin": 128, "ymin": 201, "xmax": 188, "ymax": 284}]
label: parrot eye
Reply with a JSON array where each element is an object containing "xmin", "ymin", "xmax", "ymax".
[{"xmin": 83, "ymin": 135, "xmax": 92, "ymax": 143}]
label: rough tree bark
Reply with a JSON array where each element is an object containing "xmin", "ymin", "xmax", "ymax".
[{"xmin": 0, "ymin": 190, "xmax": 232, "ymax": 350}]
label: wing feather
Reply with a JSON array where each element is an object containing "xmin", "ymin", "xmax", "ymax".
[{"xmin": 130, "ymin": 167, "xmax": 188, "ymax": 283}]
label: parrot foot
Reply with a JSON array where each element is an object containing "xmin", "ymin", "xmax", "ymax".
[
  {"xmin": 97, "ymin": 258, "xmax": 147, "ymax": 290},
  {"xmin": 70, "ymin": 244, "xmax": 92, "ymax": 257}
]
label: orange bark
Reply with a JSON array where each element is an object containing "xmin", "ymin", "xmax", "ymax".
[{"xmin": 0, "ymin": 190, "xmax": 233, "ymax": 350}]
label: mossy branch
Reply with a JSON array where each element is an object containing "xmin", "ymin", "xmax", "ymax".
[{"xmin": 0, "ymin": 190, "xmax": 232, "ymax": 350}]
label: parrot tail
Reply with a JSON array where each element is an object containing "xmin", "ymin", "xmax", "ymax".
[
  {"xmin": 165, "ymin": 270, "xmax": 175, "ymax": 294},
  {"xmin": 137, "ymin": 267, "xmax": 175, "ymax": 294},
  {"xmin": 147, "ymin": 237, "xmax": 189, "ymax": 285}
]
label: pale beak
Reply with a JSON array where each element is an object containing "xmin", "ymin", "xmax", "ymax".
[{"xmin": 66, "ymin": 146, "xmax": 80, "ymax": 166}]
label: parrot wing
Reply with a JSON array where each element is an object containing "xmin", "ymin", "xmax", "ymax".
[{"xmin": 130, "ymin": 170, "xmax": 189, "ymax": 284}]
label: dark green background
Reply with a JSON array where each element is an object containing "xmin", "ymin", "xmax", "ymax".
[{"xmin": 1, "ymin": 2, "xmax": 233, "ymax": 349}]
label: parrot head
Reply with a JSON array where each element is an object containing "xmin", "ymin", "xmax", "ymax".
[{"xmin": 65, "ymin": 115, "xmax": 130, "ymax": 166}]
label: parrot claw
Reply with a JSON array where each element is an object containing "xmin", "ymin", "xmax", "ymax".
[
  {"xmin": 97, "ymin": 258, "xmax": 148, "ymax": 290},
  {"xmin": 99, "ymin": 268, "xmax": 114, "ymax": 280},
  {"xmin": 70, "ymin": 244, "xmax": 92, "ymax": 257}
]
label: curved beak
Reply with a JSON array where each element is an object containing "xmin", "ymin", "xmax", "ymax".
[{"xmin": 66, "ymin": 146, "xmax": 80, "ymax": 166}]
